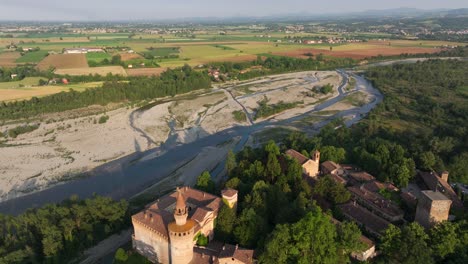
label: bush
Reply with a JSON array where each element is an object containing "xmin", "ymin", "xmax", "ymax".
[
  {"xmin": 232, "ymin": 110, "xmax": 247, "ymax": 122},
  {"xmin": 114, "ymin": 248, "xmax": 128, "ymax": 263},
  {"xmin": 98, "ymin": 115, "xmax": 109, "ymax": 124},
  {"xmin": 8, "ymin": 124, "xmax": 39, "ymax": 138}
]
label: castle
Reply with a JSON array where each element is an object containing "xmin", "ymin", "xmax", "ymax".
[{"xmin": 132, "ymin": 186, "xmax": 253, "ymax": 264}]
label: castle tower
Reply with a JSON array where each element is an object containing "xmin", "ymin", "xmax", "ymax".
[
  {"xmin": 169, "ymin": 190, "xmax": 196, "ymax": 264},
  {"xmin": 221, "ymin": 189, "xmax": 238, "ymax": 211},
  {"xmin": 415, "ymin": 190, "xmax": 452, "ymax": 228}
]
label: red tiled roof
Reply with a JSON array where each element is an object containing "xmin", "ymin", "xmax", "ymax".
[
  {"xmin": 132, "ymin": 187, "xmax": 223, "ymax": 240},
  {"xmin": 321, "ymin": 161, "xmax": 340, "ymax": 173},
  {"xmin": 218, "ymin": 244, "xmax": 254, "ymax": 264},
  {"xmin": 338, "ymin": 202, "xmax": 391, "ymax": 236},
  {"xmin": 330, "ymin": 174, "xmax": 347, "ymax": 185},
  {"xmin": 348, "ymin": 171, "xmax": 375, "ymax": 182},
  {"xmin": 221, "ymin": 188, "xmax": 238, "ymax": 198},
  {"xmin": 347, "ymin": 186, "xmax": 404, "ymax": 219},
  {"xmin": 285, "ymin": 149, "xmax": 309, "ymax": 165}
]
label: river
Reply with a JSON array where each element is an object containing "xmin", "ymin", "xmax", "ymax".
[{"xmin": 0, "ymin": 70, "xmax": 382, "ymax": 215}]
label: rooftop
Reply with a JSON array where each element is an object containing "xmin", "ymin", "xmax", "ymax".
[
  {"xmin": 348, "ymin": 186, "xmax": 404, "ymax": 218},
  {"xmin": 321, "ymin": 160, "xmax": 341, "ymax": 173},
  {"xmin": 285, "ymin": 149, "xmax": 309, "ymax": 165},
  {"xmin": 338, "ymin": 202, "xmax": 391, "ymax": 236},
  {"xmin": 421, "ymin": 190, "xmax": 451, "ymax": 201},
  {"xmin": 132, "ymin": 187, "xmax": 222, "ymax": 240},
  {"xmin": 221, "ymin": 188, "xmax": 238, "ymax": 198},
  {"xmin": 348, "ymin": 171, "xmax": 376, "ymax": 182}
]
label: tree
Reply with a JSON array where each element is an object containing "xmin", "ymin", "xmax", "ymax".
[
  {"xmin": 381, "ymin": 223, "xmax": 434, "ymax": 264},
  {"xmin": 264, "ymin": 140, "xmax": 280, "ymax": 156},
  {"xmin": 226, "ymin": 150, "xmax": 236, "ymax": 176},
  {"xmin": 320, "ymin": 145, "xmax": 346, "ymax": 163},
  {"xmin": 111, "ymin": 55, "xmax": 122, "ymax": 65},
  {"xmin": 195, "ymin": 171, "xmax": 215, "ymax": 194},
  {"xmin": 314, "ymin": 175, "xmax": 350, "ymax": 204},
  {"xmin": 429, "ymin": 222, "xmax": 459, "ymax": 259},
  {"xmin": 234, "ymin": 208, "xmax": 266, "ymax": 248},
  {"xmin": 215, "ymin": 205, "xmax": 236, "ymax": 242},
  {"xmin": 265, "ymin": 153, "xmax": 281, "ymax": 183},
  {"xmin": 336, "ymin": 221, "xmax": 365, "ymax": 258},
  {"xmin": 449, "ymin": 152, "xmax": 468, "ymax": 184},
  {"xmin": 114, "ymin": 248, "xmax": 128, "ymax": 263},
  {"xmin": 260, "ymin": 208, "xmax": 339, "ymax": 264},
  {"xmin": 419, "ymin": 151, "xmax": 436, "ymax": 170}
]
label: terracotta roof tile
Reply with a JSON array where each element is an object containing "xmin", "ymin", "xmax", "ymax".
[
  {"xmin": 285, "ymin": 149, "xmax": 309, "ymax": 165},
  {"xmin": 221, "ymin": 188, "xmax": 238, "ymax": 198},
  {"xmin": 132, "ymin": 187, "xmax": 223, "ymax": 241},
  {"xmin": 321, "ymin": 161, "xmax": 340, "ymax": 173},
  {"xmin": 218, "ymin": 244, "xmax": 254, "ymax": 264},
  {"xmin": 347, "ymin": 186, "xmax": 404, "ymax": 220},
  {"xmin": 338, "ymin": 202, "xmax": 391, "ymax": 236}
]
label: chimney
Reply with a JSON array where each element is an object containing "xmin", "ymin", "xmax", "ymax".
[
  {"xmin": 203, "ymin": 193, "xmax": 206, "ymax": 198},
  {"xmin": 144, "ymin": 210, "xmax": 147, "ymax": 219},
  {"xmin": 235, "ymin": 244, "xmax": 239, "ymax": 250},
  {"xmin": 440, "ymin": 171, "xmax": 449, "ymax": 182},
  {"xmin": 150, "ymin": 213, "xmax": 153, "ymax": 223}
]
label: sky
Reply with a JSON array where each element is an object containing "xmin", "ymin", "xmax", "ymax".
[{"xmin": 0, "ymin": 0, "xmax": 466, "ymax": 21}]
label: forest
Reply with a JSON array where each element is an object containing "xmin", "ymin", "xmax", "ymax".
[{"xmin": 0, "ymin": 196, "xmax": 129, "ymax": 263}]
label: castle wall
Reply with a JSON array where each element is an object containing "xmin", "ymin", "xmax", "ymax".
[{"xmin": 133, "ymin": 221, "xmax": 170, "ymax": 264}]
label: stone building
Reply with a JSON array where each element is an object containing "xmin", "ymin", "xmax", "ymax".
[
  {"xmin": 221, "ymin": 189, "xmax": 238, "ymax": 211},
  {"xmin": 418, "ymin": 171, "xmax": 463, "ymax": 209},
  {"xmin": 132, "ymin": 187, "xmax": 231, "ymax": 263},
  {"xmin": 285, "ymin": 149, "xmax": 320, "ymax": 177},
  {"xmin": 415, "ymin": 190, "xmax": 452, "ymax": 228}
]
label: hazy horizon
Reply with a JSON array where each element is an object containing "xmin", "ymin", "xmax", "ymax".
[{"xmin": 0, "ymin": 0, "xmax": 467, "ymax": 22}]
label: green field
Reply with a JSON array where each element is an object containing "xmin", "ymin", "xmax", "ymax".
[
  {"xmin": 86, "ymin": 52, "xmax": 112, "ymax": 62},
  {"xmin": 144, "ymin": 47, "xmax": 180, "ymax": 57},
  {"xmin": 15, "ymin": 50, "xmax": 49, "ymax": 63},
  {"xmin": 0, "ymin": 77, "xmax": 46, "ymax": 89}
]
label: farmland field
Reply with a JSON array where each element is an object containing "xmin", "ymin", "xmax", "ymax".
[
  {"xmin": 86, "ymin": 52, "xmax": 112, "ymax": 63},
  {"xmin": 0, "ymin": 77, "xmax": 46, "ymax": 89},
  {"xmin": 120, "ymin": 53, "xmax": 143, "ymax": 61},
  {"xmin": 15, "ymin": 50, "xmax": 49, "ymax": 63},
  {"xmin": 144, "ymin": 47, "xmax": 180, "ymax": 57},
  {"xmin": 126, "ymin": 67, "xmax": 167, "ymax": 76},
  {"xmin": 54, "ymin": 66, "xmax": 127, "ymax": 76},
  {"xmin": 37, "ymin": 54, "xmax": 89, "ymax": 70},
  {"xmin": 0, "ymin": 81, "xmax": 103, "ymax": 102},
  {"xmin": 0, "ymin": 52, "xmax": 21, "ymax": 67}
]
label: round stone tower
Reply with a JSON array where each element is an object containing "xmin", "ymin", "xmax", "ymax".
[{"xmin": 169, "ymin": 190, "xmax": 196, "ymax": 264}]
